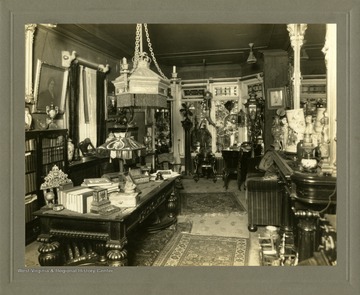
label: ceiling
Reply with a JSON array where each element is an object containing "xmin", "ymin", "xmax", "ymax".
[{"xmin": 53, "ymin": 23, "xmax": 326, "ymax": 69}]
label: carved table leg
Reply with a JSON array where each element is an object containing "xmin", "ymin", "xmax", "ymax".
[
  {"xmin": 167, "ymin": 192, "xmax": 177, "ymax": 218},
  {"xmin": 106, "ymin": 239, "xmax": 128, "ymax": 267},
  {"xmin": 37, "ymin": 234, "xmax": 63, "ymax": 266},
  {"xmin": 94, "ymin": 240, "xmax": 108, "ymax": 264}
]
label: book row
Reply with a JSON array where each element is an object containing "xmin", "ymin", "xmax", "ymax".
[
  {"xmin": 25, "ymin": 139, "xmax": 36, "ymax": 152},
  {"xmin": 58, "ymin": 186, "xmax": 100, "ymax": 214},
  {"xmin": 25, "ymin": 172, "xmax": 37, "ymax": 194},
  {"xmin": 25, "ymin": 194, "xmax": 37, "ymax": 223},
  {"xmin": 42, "ymin": 146, "xmax": 65, "ymax": 164},
  {"xmin": 25, "ymin": 152, "xmax": 36, "ymax": 173},
  {"xmin": 41, "ymin": 136, "xmax": 64, "ymax": 148}
]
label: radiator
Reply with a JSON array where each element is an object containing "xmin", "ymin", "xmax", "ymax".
[{"xmin": 246, "ymin": 178, "xmax": 282, "ymax": 228}]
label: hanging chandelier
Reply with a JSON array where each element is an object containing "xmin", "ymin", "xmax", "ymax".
[
  {"xmin": 247, "ymin": 43, "xmax": 257, "ymax": 64},
  {"xmin": 112, "ymin": 24, "xmax": 171, "ymax": 109}
]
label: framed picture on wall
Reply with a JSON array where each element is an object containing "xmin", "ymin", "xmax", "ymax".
[
  {"xmin": 267, "ymin": 87, "xmax": 286, "ymax": 109},
  {"xmin": 33, "ymin": 59, "xmax": 69, "ymax": 114}
]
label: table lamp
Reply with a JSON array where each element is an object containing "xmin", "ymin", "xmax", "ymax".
[{"xmin": 97, "ymin": 133, "xmax": 146, "ymax": 172}]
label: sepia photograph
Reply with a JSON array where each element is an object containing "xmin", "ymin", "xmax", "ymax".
[{"xmin": 1, "ymin": 0, "xmax": 359, "ymax": 295}]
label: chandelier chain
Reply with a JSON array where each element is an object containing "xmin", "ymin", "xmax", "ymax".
[
  {"xmin": 143, "ymin": 24, "xmax": 169, "ymax": 80},
  {"xmin": 132, "ymin": 24, "xmax": 142, "ymax": 72}
]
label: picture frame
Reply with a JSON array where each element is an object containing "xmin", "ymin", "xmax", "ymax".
[
  {"xmin": 106, "ymin": 93, "xmax": 118, "ymax": 120},
  {"xmin": 267, "ymin": 87, "xmax": 286, "ymax": 109},
  {"xmin": 33, "ymin": 59, "xmax": 69, "ymax": 114}
]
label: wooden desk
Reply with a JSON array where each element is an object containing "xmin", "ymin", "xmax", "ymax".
[{"xmin": 33, "ymin": 177, "xmax": 178, "ymax": 266}]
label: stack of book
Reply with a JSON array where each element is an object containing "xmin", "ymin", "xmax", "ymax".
[
  {"xmin": 58, "ymin": 186, "xmax": 95, "ymax": 214},
  {"xmin": 81, "ymin": 178, "xmax": 119, "ymax": 193}
]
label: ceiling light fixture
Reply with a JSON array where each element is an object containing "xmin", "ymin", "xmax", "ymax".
[
  {"xmin": 246, "ymin": 43, "xmax": 257, "ymax": 64},
  {"xmin": 112, "ymin": 23, "xmax": 172, "ymax": 109}
]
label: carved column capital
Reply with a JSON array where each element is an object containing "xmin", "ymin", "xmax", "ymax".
[{"xmin": 287, "ymin": 24, "xmax": 307, "ymax": 48}]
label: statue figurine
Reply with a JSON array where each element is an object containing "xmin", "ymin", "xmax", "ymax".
[{"xmin": 124, "ymin": 175, "xmax": 137, "ymax": 193}]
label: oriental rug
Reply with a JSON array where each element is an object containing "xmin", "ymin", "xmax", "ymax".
[
  {"xmin": 152, "ymin": 233, "xmax": 248, "ymax": 266},
  {"xmin": 180, "ymin": 192, "xmax": 246, "ymax": 216},
  {"xmin": 128, "ymin": 221, "xmax": 192, "ymax": 266}
]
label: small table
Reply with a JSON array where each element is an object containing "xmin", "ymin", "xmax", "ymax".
[
  {"xmin": 221, "ymin": 148, "xmax": 243, "ymax": 190},
  {"xmin": 33, "ymin": 177, "xmax": 179, "ymax": 266}
]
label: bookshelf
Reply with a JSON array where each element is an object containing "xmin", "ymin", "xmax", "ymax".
[{"xmin": 25, "ymin": 129, "xmax": 68, "ymax": 244}]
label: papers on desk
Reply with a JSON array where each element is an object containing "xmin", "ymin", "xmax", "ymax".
[{"xmin": 109, "ymin": 192, "xmax": 140, "ymax": 208}]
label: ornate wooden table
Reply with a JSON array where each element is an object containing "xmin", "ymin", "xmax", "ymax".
[{"xmin": 33, "ymin": 177, "xmax": 179, "ymax": 266}]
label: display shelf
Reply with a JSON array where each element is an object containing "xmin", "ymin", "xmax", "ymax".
[{"xmin": 25, "ymin": 129, "xmax": 68, "ymax": 244}]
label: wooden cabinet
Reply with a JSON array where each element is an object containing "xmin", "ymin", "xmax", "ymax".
[{"xmin": 25, "ymin": 129, "xmax": 68, "ymax": 244}]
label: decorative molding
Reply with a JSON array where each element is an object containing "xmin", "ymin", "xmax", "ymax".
[
  {"xmin": 62, "ymin": 50, "xmax": 110, "ymax": 73},
  {"xmin": 25, "ymin": 24, "xmax": 37, "ymax": 103}
]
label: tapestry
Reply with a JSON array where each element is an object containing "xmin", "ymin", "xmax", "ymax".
[
  {"xmin": 180, "ymin": 192, "xmax": 246, "ymax": 215},
  {"xmin": 152, "ymin": 233, "xmax": 248, "ymax": 266}
]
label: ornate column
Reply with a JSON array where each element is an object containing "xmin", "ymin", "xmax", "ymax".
[
  {"xmin": 25, "ymin": 24, "xmax": 37, "ymax": 104},
  {"xmin": 171, "ymin": 72, "xmax": 182, "ymax": 172},
  {"xmin": 319, "ymin": 24, "xmax": 337, "ymax": 176},
  {"xmin": 181, "ymin": 116, "xmax": 193, "ymax": 176},
  {"xmin": 287, "ymin": 24, "xmax": 307, "ymax": 109}
]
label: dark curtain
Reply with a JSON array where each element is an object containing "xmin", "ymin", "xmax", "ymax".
[
  {"xmin": 96, "ymin": 71, "xmax": 107, "ymax": 146},
  {"xmin": 68, "ymin": 63, "xmax": 80, "ymax": 145}
]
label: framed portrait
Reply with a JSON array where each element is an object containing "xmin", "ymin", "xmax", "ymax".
[
  {"xmin": 33, "ymin": 59, "xmax": 69, "ymax": 114},
  {"xmin": 267, "ymin": 87, "xmax": 286, "ymax": 109},
  {"xmin": 106, "ymin": 94, "xmax": 117, "ymax": 120}
]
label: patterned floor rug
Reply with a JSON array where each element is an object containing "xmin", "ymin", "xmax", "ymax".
[
  {"xmin": 152, "ymin": 233, "xmax": 248, "ymax": 266},
  {"xmin": 180, "ymin": 192, "xmax": 246, "ymax": 215},
  {"xmin": 128, "ymin": 221, "xmax": 192, "ymax": 266},
  {"xmin": 184, "ymin": 212, "xmax": 249, "ymax": 238}
]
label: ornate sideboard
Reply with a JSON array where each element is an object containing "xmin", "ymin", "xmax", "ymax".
[{"xmin": 271, "ymin": 151, "xmax": 337, "ymax": 263}]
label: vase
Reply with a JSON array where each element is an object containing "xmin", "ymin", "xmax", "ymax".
[
  {"xmin": 285, "ymin": 108, "xmax": 306, "ymax": 153},
  {"xmin": 25, "ymin": 107, "xmax": 32, "ymax": 130},
  {"xmin": 67, "ymin": 138, "xmax": 75, "ymax": 161},
  {"xmin": 314, "ymin": 107, "xmax": 326, "ymax": 133}
]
